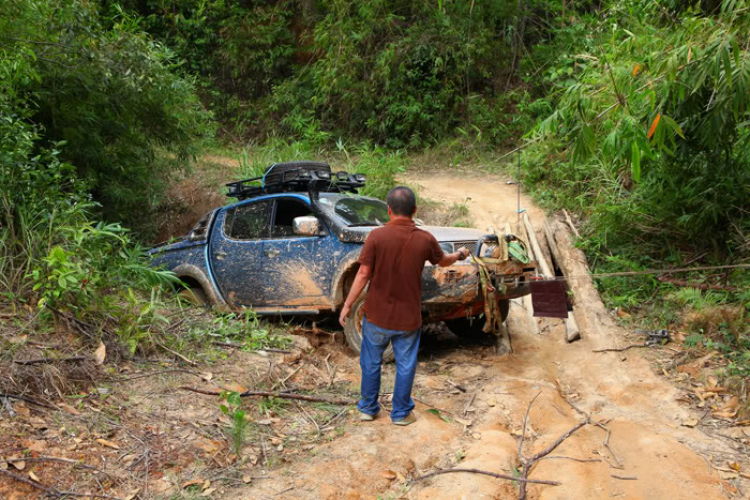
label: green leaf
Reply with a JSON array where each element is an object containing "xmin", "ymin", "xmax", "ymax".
[
  {"xmin": 659, "ymin": 115, "xmax": 685, "ymax": 139},
  {"xmin": 631, "ymin": 143, "xmax": 641, "ymax": 183},
  {"xmin": 722, "ymin": 46, "xmax": 733, "ymax": 89}
]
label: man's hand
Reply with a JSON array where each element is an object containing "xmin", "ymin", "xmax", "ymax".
[
  {"xmin": 339, "ymin": 264, "xmax": 372, "ymax": 328},
  {"xmin": 456, "ymin": 247, "xmax": 471, "ymax": 261},
  {"xmin": 339, "ymin": 304, "xmax": 351, "ymax": 327}
]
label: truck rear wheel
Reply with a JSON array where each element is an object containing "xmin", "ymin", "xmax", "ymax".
[
  {"xmin": 343, "ymin": 294, "xmax": 395, "ymax": 363},
  {"xmin": 445, "ymin": 299, "xmax": 510, "ymax": 338}
]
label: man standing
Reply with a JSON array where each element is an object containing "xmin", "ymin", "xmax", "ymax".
[{"xmin": 339, "ymin": 186, "xmax": 470, "ymax": 425}]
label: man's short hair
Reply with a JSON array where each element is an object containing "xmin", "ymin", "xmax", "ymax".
[{"xmin": 386, "ymin": 186, "xmax": 416, "ymax": 216}]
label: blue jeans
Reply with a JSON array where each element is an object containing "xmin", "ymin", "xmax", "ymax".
[{"xmin": 358, "ymin": 316, "xmax": 421, "ymax": 421}]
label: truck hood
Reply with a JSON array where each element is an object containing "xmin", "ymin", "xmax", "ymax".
[{"xmin": 337, "ymin": 224, "xmax": 487, "ymax": 244}]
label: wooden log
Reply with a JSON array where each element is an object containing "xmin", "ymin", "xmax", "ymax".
[
  {"xmin": 543, "ymin": 221, "xmax": 562, "ymax": 270},
  {"xmin": 523, "ymin": 213, "xmax": 554, "ymax": 278},
  {"xmin": 563, "ymin": 209, "xmax": 581, "ymax": 238},
  {"xmin": 564, "ymin": 310, "xmax": 581, "ymax": 343},
  {"xmin": 550, "ymin": 221, "xmax": 617, "ymax": 339},
  {"xmin": 522, "ymin": 294, "xmax": 540, "ymax": 334},
  {"xmin": 543, "ymin": 221, "xmax": 581, "ymax": 343},
  {"xmin": 523, "ymin": 219, "xmax": 542, "ymax": 335}
]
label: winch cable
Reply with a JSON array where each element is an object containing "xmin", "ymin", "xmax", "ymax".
[
  {"xmin": 469, "ymin": 258, "xmax": 747, "ymax": 344},
  {"xmin": 511, "ymin": 263, "xmax": 750, "ymax": 282}
]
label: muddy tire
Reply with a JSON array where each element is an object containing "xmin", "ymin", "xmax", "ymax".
[
  {"xmin": 445, "ymin": 299, "xmax": 510, "ymax": 337},
  {"xmin": 343, "ymin": 294, "xmax": 395, "ymax": 363},
  {"xmin": 177, "ymin": 287, "xmax": 208, "ymax": 307}
]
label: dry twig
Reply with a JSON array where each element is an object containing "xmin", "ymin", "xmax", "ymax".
[
  {"xmin": 180, "ymin": 386, "xmax": 356, "ymax": 405},
  {"xmin": 13, "ymin": 356, "xmax": 88, "ymax": 365},
  {"xmin": 592, "ymin": 344, "xmax": 649, "ymax": 353},
  {"xmin": 410, "ymin": 468, "xmax": 560, "ymax": 486},
  {"xmin": 155, "ymin": 342, "xmax": 196, "ymax": 366},
  {"xmin": 1, "ymin": 392, "xmax": 55, "ymax": 409},
  {"xmin": 562, "ymin": 209, "xmax": 581, "ymax": 238},
  {"xmin": 518, "ymin": 391, "xmax": 543, "ymax": 464},
  {"xmin": 463, "ymin": 393, "xmax": 477, "ymax": 416},
  {"xmin": 540, "ymin": 455, "xmax": 601, "ymax": 463},
  {"xmin": 593, "ymin": 421, "xmax": 624, "ymax": 469},
  {"xmin": 0, "ymin": 467, "xmax": 121, "ymax": 499},
  {"xmin": 519, "ymin": 420, "xmax": 589, "ymax": 500}
]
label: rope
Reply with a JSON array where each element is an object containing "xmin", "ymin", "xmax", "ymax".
[{"xmin": 513, "ymin": 263, "xmax": 750, "ymax": 282}]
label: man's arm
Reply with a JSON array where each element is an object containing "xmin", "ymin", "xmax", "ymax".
[
  {"xmin": 339, "ymin": 264, "xmax": 373, "ymax": 327},
  {"xmin": 438, "ymin": 247, "xmax": 470, "ymax": 267}
]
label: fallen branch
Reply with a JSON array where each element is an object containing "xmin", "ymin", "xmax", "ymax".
[
  {"xmin": 0, "ymin": 467, "xmax": 59, "ymax": 496},
  {"xmin": 0, "ymin": 467, "xmax": 120, "ymax": 499},
  {"xmin": 540, "ymin": 455, "xmax": 601, "ymax": 463},
  {"xmin": 518, "ymin": 391, "xmax": 543, "ymax": 464},
  {"xmin": 155, "ymin": 342, "xmax": 197, "ymax": 366},
  {"xmin": 463, "ymin": 393, "xmax": 477, "ymax": 417},
  {"xmin": 1, "ymin": 393, "xmax": 56, "ymax": 409},
  {"xmin": 179, "ymin": 386, "xmax": 356, "ymax": 405},
  {"xmin": 558, "ymin": 388, "xmax": 625, "ymax": 470},
  {"xmin": 4, "ymin": 455, "xmax": 111, "ymax": 476},
  {"xmin": 13, "ymin": 356, "xmax": 88, "ymax": 365},
  {"xmin": 562, "ymin": 209, "xmax": 581, "ymax": 238},
  {"xmin": 410, "ymin": 468, "xmax": 560, "ymax": 486},
  {"xmin": 212, "ymin": 342, "xmax": 291, "ymax": 354},
  {"xmin": 519, "ymin": 414, "xmax": 590, "ymax": 500},
  {"xmin": 112, "ymin": 369, "xmax": 201, "ymax": 382},
  {"xmin": 611, "ymin": 475, "xmax": 637, "ymax": 480},
  {"xmin": 592, "ymin": 344, "xmax": 649, "ymax": 353},
  {"xmin": 593, "ymin": 421, "xmax": 624, "ymax": 469},
  {"xmin": 272, "ymin": 363, "xmax": 305, "ymax": 390}
]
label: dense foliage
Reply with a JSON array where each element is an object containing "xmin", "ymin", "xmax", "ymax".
[
  {"xmin": 0, "ymin": 0, "xmax": 207, "ymax": 310},
  {"xmin": 523, "ymin": 0, "xmax": 750, "ymax": 260},
  {"xmin": 100, "ymin": 0, "xmax": 554, "ymax": 147},
  {"xmin": 1, "ymin": 0, "xmax": 212, "ymax": 226}
]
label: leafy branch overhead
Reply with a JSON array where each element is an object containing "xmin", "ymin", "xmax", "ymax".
[{"xmin": 527, "ymin": 0, "xmax": 750, "ymax": 253}]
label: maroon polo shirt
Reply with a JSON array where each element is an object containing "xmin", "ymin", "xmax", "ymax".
[{"xmin": 358, "ymin": 218, "xmax": 444, "ymax": 331}]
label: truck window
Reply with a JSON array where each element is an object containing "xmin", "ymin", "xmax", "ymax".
[
  {"xmin": 271, "ymin": 198, "xmax": 314, "ymax": 238},
  {"xmin": 224, "ymin": 201, "xmax": 271, "ymax": 240}
]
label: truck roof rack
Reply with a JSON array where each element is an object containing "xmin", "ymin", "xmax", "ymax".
[{"xmin": 225, "ymin": 162, "xmax": 367, "ymax": 201}]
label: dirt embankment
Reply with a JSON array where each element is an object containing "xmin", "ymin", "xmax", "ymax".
[{"xmin": 240, "ymin": 170, "xmax": 746, "ymax": 499}]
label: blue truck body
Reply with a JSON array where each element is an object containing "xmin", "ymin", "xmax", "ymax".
[{"xmin": 149, "ymin": 191, "xmax": 536, "ymax": 325}]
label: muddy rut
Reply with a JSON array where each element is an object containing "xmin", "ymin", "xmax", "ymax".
[{"xmin": 243, "ymin": 170, "xmax": 741, "ymax": 500}]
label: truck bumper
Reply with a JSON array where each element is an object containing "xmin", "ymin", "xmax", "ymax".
[{"xmin": 420, "ymin": 258, "xmax": 536, "ymax": 321}]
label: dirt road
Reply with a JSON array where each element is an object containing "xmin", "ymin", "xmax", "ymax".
[{"xmin": 242, "ymin": 170, "xmax": 743, "ymax": 499}]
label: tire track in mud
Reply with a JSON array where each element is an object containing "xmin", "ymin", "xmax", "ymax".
[{"xmin": 238, "ymin": 170, "xmax": 739, "ymax": 500}]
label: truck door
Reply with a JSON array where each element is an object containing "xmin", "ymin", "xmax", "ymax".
[
  {"xmin": 261, "ymin": 197, "xmax": 334, "ymax": 308},
  {"xmin": 209, "ymin": 200, "xmax": 272, "ymax": 307}
]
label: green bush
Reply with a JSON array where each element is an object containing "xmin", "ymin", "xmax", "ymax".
[
  {"xmin": 1, "ymin": 0, "xmax": 213, "ymax": 229},
  {"xmin": 524, "ymin": 0, "xmax": 750, "ymax": 258}
]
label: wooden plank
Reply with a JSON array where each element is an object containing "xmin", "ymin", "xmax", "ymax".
[{"xmin": 523, "ymin": 213, "xmax": 553, "ymax": 278}]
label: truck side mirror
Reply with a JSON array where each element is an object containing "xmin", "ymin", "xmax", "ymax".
[{"xmin": 293, "ymin": 216, "xmax": 321, "ymax": 236}]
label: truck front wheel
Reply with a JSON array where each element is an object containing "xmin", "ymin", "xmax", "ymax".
[
  {"xmin": 445, "ymin": 299, "xmax": 510, "ymax": 338},
  {"xmin": 343, "ymin": 294, "xmax": 395, "ymax": 363}
]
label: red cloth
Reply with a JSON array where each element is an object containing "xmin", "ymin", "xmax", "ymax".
[
  {"xmin": 530, "ymin": 279, "xmax": 569, "ymax": 319},
  {"xmin": 358, "ymin": 219, "xmax": 444, "ymax": 330}
]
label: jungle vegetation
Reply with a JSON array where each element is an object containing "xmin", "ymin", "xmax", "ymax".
[{"xmin": 0, "ymin": 0, "xmax": 747, "ymax": 367}]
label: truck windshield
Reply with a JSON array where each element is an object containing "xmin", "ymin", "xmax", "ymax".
[{"xmin": 322, "ymin": 197, "xmax": 390, "ymax": 227}]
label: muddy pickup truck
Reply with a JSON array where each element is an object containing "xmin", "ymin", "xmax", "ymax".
[{"xmin": 150, "ymin": 162, "xmax": 537, "ymax": 358}]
